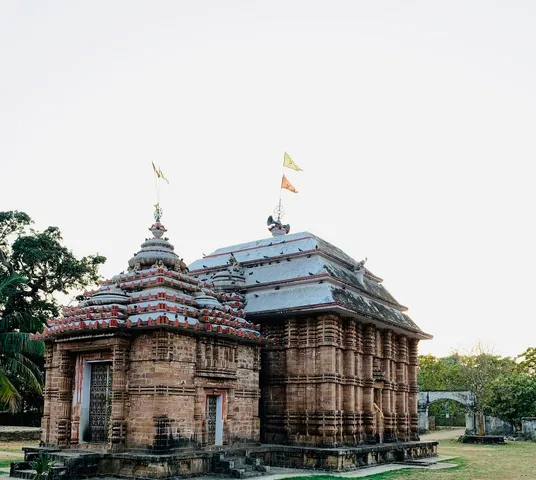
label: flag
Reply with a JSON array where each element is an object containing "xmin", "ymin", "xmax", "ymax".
[
  {"xmin": 152, "ymin": 161, "xmax": 160, "ymax": 178},
  {"xmin": 152, "ymin": 162, "xmax": 169, "ymax": 183},
  {"xmin": 158, "ymin": 168, "xmax": 169, "ymax": 184},
  {"xmin": 283, "ymin": 152, "xmax": 303, "ymax": 171},
  {"xmin": 281, "ymin": 174, "xmax": 298, "ymax": 193}
]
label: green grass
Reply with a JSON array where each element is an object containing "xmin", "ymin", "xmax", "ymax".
[{"xmin": 286, "ymin": 440, "xmax": 536, "ymax": 480}]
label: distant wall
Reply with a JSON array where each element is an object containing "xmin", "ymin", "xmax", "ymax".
[
  {"xmin": 522, "ymin": 418, "xmax": 536, "ymax": 439},
  {"xmin": 0, "ymin": 427, "xmax": 41, "ymax": 441},
  {"xmin": 483, "ymin": 415, "xmax": 515, "ymax": 436}
]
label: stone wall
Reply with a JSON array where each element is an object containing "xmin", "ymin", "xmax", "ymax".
[
  {"xmin": 522, "ymin": 417, "xmax": 536, "ymax": 439},
  {"xmin": 41, "ymin": 328, "xmax": 261, "ymax": 451},
  {"xmin": 483, "ymin": 415, "xmax": 515, "ymax": 436},
  {"xmin": 260, "ymin": 313, "xmax": 419, "ymax": 447}
]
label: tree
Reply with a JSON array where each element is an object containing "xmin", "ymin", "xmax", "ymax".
[
  {"xmin": 488, "ymin": 371, "xmax": 536, "ymax": 426},
  {"xmin": 0, "ymin": 274, "xmax": 44, "ymax": 410},
  {"xmin": 418, "ymin": 353, "xmax": 466, "ymax": 391},
  {"xmin": 456, "ymin": 344, "xmax": 516, "ymax": 435},
  {"xmin": 0, "ymin": 211, "xmax": 106, "ymax": 411},
  {"xmin": 517, "ymin": 347, "xmax": 536, "ymax": 375},
  {"xmin": 418, "ymin": 354, "xmax": 468, "ymax": 427}
]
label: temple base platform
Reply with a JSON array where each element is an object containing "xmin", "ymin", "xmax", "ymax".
[{"xmin": 10, "ymin": 441, "xmax": 438, "ymax": 479}]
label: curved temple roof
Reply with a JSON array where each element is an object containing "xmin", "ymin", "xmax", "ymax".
[
  {"xmin": 189, "ymin": 231, "xmax": 431, "ymax": 339},
  {"xmin": 35, "ymin": 220, "xmax": 263, "ymax": 343}
]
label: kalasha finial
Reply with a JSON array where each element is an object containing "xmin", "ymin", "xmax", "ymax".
[
  {"xmin": 150, "ymin": 203, "xmax": 167, "ymax": 239},
  {"xmin": 154, "ymin": 203, "xmax": 163, "ymax": 222}
]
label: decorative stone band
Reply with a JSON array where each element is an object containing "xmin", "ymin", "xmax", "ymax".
[{"xmin": 32, "ymin": 315, "xmax": 267, "ymax": 343}]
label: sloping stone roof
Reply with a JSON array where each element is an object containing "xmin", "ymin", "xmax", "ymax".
[
  {"xmin": 189, "ymin": 232, "xmax": 431, "ymax": 339},
  {"xmin": 34, "ymin": 220, "xmax": 263, "ymax": 343}
]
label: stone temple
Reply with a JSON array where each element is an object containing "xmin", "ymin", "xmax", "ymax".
[{"xmin": 16, "ymin": 212, "xmax": 436, "ymax": 479}]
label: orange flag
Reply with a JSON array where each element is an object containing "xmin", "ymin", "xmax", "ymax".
[{"xmin": 281, "ymin": 174, "xmax": 298, "ymax": 193}]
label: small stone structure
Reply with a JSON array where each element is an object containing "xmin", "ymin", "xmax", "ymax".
[
  {"xmin": 483, "ymin": 415, "xmax": 515, "ymax": 436},
  {"xmin": 418, "ymin": 391, "xmax": 476, "ymax": 434},
  {"xmin": 522, "ymin": 417, "xmax": 536, "ymax": 439}
]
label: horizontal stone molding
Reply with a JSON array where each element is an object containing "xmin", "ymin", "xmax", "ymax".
[{"xmin": 128, "ymin": 385, "xmax": 196, "ymax": 396}]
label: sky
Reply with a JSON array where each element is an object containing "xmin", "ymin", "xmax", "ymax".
[{"xmin": 1, "ymin": 1, "xmax": 535, "ymax": 358}]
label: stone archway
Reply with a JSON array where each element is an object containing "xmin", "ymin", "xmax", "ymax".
[{"xmin": 418, "ymin": 391, "xmax": 476, "ymax": 434}]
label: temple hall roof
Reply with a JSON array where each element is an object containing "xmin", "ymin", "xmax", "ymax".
[{"xmin": 189, "ymin": 231, "xmax": 431, "ymax": 339}]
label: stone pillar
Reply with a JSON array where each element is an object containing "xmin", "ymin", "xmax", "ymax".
[
  {"xmin": 55, "ymin": 349, "xmax": 74, "ymax": 448},
  {"xmin": 355, "ymin": 323, "xmax": 365, "ymax": 443},
  {"xmin": 41, "ymin": 343, "xmax": 55, "ymax": 446},
  {"xmin": 362, "ymin": 324, "xmax": 376, "ymax": 444},
  {"xmin": 382, "ymin": 330, "xmax": 396, "ymax": 442},
  {"xmin": 465, "ymin": 411, "xmax": 476, "ymax": 434},
  {"xmin": 110, "ymin": 341, "xmax": 130, "ymax": 450},
  {"xmin": 396, "ymin": 336, "xmax": 409, "ymax": 441},
  {"xmin": 315, "ymin": 314, "xmax": 339, "ymax": 446},
  {"xmin": 343, "ymin": 319, "xmax": 357, "ymax": 445},
  {"xmin": 408, "ymin": 338, "xmax": 420, "ymax": 440},
  {"xmin": 418, "ymin": 405, "xmax": 429, "ymax": 433}
]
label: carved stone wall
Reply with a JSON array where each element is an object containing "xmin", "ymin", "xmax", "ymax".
[
  {"xmin": 260, "ymin": 314, "xmax": 420, "ymax": 447},
  {"xmin": 41, "ymin": 330, "xmax": 261, "ymax": 451}
]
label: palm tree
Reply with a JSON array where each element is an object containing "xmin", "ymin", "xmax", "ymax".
[{"xmin": 0, "ymin": 274, "xmax": 44, "ymax": 411}]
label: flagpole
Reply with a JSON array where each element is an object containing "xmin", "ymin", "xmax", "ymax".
[{"xmin": 154, "ymin": 171, "xmax": 160, "ymax": 207}]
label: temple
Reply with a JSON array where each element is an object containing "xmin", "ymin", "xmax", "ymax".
[
  {"xmin": 14, "ymin": 211, "xmax": 436, "ymax": 479},
  {"xmin": 189, "ymin": 223, "xmax": 432, "ymax": 448}
]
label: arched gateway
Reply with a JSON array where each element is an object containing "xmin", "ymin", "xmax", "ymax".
[{"xmin": 418, "ymin": 391, "xmax": 476, "ymax": 434}]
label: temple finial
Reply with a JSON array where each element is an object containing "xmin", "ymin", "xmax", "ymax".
[
  {"xmin": 154, "ymin": 203, "xmax": 163, "ymax": 222},
  {"xmin": 267, "ymin": 201, "xmax": 290, "ymax": 237},
  {"xmin": 150, "ymin": 203, "xmax": 167, "ymax": 239}
]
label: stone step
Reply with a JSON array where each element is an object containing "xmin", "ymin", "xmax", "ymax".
[
  {"xmin": 397, "ymin": 459, "xmax": 435, "ymax": 466},
  {"xmin": 10, "ymin": 469, "xmax": 37, "ymax": 479},
  {"xmin": 11, "ymin": 464, "xmax": 67, "ymax": 479},
  {"xmin": 230, "ymin": 467, "xmax": 263, "ymax": 479}
]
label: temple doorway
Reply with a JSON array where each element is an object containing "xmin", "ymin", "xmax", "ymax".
[
  {"xmin": 86, "ymin": 362, "xmax": 112, "ymax": 443},
  {"xmin": 206, "ymin": 394, "xmax": 223, "ymax": 446}
]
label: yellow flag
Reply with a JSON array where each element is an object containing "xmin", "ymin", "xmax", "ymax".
[
  {"xmin": 152, "ymin": 162, "xmax": 169, "ymax": 183},
  {"xmin": 283, "ymin": 152, "xmax": 303, "ymax": 171},
  {"xmin": 152, "ymin": 161, "xmax": 161, "ymax": 178},
  {"xmin": 281, "ymin": 174, "xmax": 298, "ymax": 193},
  {"xmin": 158, "ymin": 168, "xmax": 169, "ymax": 184}
]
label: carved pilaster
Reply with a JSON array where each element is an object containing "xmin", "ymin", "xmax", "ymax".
[
  {"xmin": 363, "ymin": 324, "xmax": 376, "ymax": 443},
  {"xmin": 56, "ymin": 349, "xmax": 74, "ymax": 448},
  {"xmin": 408, "ymin": 338, "xmax": 419, "ymax": 440},
  {"xmin": 110, "ymin": 342, "xmax": 130, "ymax": 449},
  {"xmin": 41, "ymin": 343, "xmax": 55, "ymax": 445}
]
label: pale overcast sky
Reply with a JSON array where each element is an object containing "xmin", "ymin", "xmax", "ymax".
[{"xmin": 1, "ymin": 1, "xmax": 535, "ymax": 358}]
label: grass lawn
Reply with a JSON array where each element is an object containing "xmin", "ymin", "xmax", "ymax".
[
  {"xmin": 0, "ymin": 440, "xmax": 39, "ymax": 475},
  {"xmin": 287, "ymin": 440, "xmax": 536, "ymax": 480}
]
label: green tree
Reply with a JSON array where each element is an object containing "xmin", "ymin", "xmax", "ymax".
[
  {"xmin": 0, "ymin": 211, "xmax": 105, "ymax": 411},
  {"xmin": 456, "ymin": 344, "xmax": 516, "ymax": 434},
  {"xmin": 418, "ymin": 354, "xmax": 468, "ymax": 427},
  {"xmin": 0, "ymin": 274, "xmax": 44, "ymax": 410},
  {"xmin": 418, "ymin": 353, "xmax": 466, "ymax": 391},
  {"xmin": 517, "ymin": 347, "xmax": 536, "ymax": 375},
  {"xmin": 488, "ymin": 371, "xmax": 536, "ymax": 426}
]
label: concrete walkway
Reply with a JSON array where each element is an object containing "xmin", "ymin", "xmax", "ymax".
[{"xmin": 198, "ymin": 455, "xmax": 459, "ymax": 480}]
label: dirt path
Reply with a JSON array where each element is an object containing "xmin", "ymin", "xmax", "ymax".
[{"xmin": 420, "ymin": 427, "xmax": 466, "ymax": 441}]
